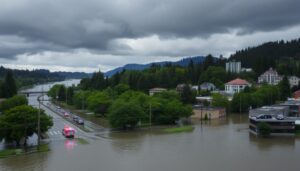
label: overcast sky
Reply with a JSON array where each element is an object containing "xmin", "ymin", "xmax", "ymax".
[{"xmin": 0, "ymin": 0, "xmax": 300, "ymax": 72}]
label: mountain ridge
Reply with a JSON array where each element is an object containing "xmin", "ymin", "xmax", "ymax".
[{"xmin": 104, "ymin": 56, "xmax": 206, "ymax": 77}]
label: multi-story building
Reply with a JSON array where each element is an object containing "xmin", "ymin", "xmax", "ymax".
[
  {"xmin": 226, "ymin": 61, "xmax": 241, "ymax": 73},
  {"xmin": 258, "ymin": 68, "xmax": 282, "ymax": 85},
  {"xmin": 289, "ymin": 76, "xmax": 300, "ymax": 88},
  {"xmin": 225, "ymin": 78, "xmax": 251, "ymax": 94}
]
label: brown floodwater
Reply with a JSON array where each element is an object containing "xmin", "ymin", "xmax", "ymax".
[{"xmin": 1, "ymin": 115, "xmax": 300, "ymax": 171}]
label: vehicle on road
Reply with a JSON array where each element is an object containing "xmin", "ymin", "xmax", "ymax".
[
  {"xmin": 62, "ymin": 126, "xmax": 75, "ymax": 138},
  {"xmin": 77, "ymin": 118, "xmax": 84, "ymax": 125},
  {"xmin": 64, "ymin": 112, "xmax": 70, "ymax": 117},
  {"xmin": 73, "ymin": 116, "xmax": 79, "ymax": 122}
]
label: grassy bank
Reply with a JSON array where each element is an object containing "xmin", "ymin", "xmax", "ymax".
[
  {"xmin": 163, "ymin": 126, "xmax": 195, "ymax": 133},
  {"xmin": 0, "ymin": 148, "xmax": 24, "ymax": 158},
  {"xmin": 0, "ymin": 144, "xmax": 50, "ymax": 158}
]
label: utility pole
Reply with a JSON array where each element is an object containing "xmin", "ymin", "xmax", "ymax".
[
  {"xmin": 66, "ymin": 88, "xmax": 68, "ymax": 105},
  {"xmin": 37, "ymin": 98, "xmax": 41, "ymax": 150},
  {"xmin": 239, "ymin": 94, "xmax": 242, "ymax": 115},
  {"xmin": 149, "ymin": 103, "xmax": 152, "ymax": 128}
]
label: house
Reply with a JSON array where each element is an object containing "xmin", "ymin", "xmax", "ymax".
[
  {"xmin": 200, "ymin": 82, "xmax": 216, "ymax": 91},
  {"xmin": 149, "ymin": 88, "xmax": 167, "ymax": 96},
  {"xmin": 289, "ymin": 76, "xmax": 300, "ymax": 88},
  {"xmin": 225, "ymin": 78, "xmax": 251, "ymax": 94},
  {"xmin": 226, "ymin": 61, "xmax": 241, "ymax": 73},
  {"xmin": 191, "ymin": 106, "xmax": 226, "ymax": 120},
  {"xmin": 258, "ymin": 68, "xmax": 282, "ymax": 85},
  {"xmin": 176, "ymin": 84, "xmax": 192, "ymax": 93},
  {"xmin": 191, "ymin": 85, "xmax": 199, "ymax": 92},
  {"xmin": 293, "ymin": 90, "xmax": 300, "ymax": 99}
]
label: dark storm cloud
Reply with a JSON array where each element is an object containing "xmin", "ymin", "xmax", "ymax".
[{"xmin": 0, "ymin": 0, "xmax": 300, "ymax": 59}]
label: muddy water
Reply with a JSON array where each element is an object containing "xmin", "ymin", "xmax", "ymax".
[{"xmin": 1, "ymin": 115, "xmax": 299, "ymax": 171}]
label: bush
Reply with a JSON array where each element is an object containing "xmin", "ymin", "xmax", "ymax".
[
  {"xmin": 0, "ymin": 95, "xmax": 28, "ymax": 112},
  {"xmin": 257, "ymin": 122, "xmax": 271, "ymax": 136}
]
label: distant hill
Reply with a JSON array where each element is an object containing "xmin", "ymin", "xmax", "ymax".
[
  {"xmin": 229, "ymin": 38, "xmax": 300, "ymax": 75},
  {"xmin": 0, "ymin": 67, "xmax": 92, "ymax": 87},
  {"xmin": 104, "ymin": 56, "xmax": 206, "ymax": 77}
]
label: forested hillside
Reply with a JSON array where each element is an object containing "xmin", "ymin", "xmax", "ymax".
[
  {"xmin": 230, "ymin": 38, "xmax": 300, "ymax": 75},
  {"xmin": 0, "ymin": 67, "xmax": 64, "ymax": 87},
  {"xmin": 79, "ymin": 55, "xmax": 256, "ymax": 92}
]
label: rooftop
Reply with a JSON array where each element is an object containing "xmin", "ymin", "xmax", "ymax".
[{"xmin": 225, "ymin": 78, "xmax": 250, "ymax": 85}]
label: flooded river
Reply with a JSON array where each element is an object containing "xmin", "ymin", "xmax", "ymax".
[{"xmin": 1, "ymin": 80, "xmax": 300, "ymax": 171}]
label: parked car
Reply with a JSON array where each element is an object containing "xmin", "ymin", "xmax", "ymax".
[
  {"xmin": 255, "ymin": 114, "xmax": 273, "ymax": 119},
  {"xmin": 276, "ymin": 114, "xmax": 284, "ymax": 120}
]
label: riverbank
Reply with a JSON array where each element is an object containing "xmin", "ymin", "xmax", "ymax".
[{"xmin": 0, "ymin": 144, "xmax": 49, "ymax": 159}]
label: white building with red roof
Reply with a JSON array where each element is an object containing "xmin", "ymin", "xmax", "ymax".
[{"xmin": 225, "ymin": 78, "xmax": 251, "ymax": 94}]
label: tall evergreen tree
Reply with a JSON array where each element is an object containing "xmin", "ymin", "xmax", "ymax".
[
  {"xmin": 66, "ymin": 86, "xmax": 74, "ymax": 105},
  {"xmin": 180, "ymin": 84, "xmax": 196, "ymax": 104},
  {"xmin": 58, "ymin": 85, "xmax": 66, "ymax": 101},
  {"xmin": 279, "ymin": 76, "xmax": 291, "ymax": 100},
  {"xmin": 3, "ymin": 70, "xmax": 17, "ymax": 98}
]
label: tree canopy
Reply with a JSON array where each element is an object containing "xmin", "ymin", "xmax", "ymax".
[{"xmin": 0, "ymin": 105, "xmax": 53, "ymax": 146}]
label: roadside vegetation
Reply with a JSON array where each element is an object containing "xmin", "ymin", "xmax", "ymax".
[
  {"xmin": 0, "ymin": 144, "xmax": 50, "ymax": 158},
  {"xmin": 0, "ymin": 71, "xmax": 53, "ymax": 147},
  {"xmin": 163, "ymin": 126, "xmax": 195, "ymax": 133}
]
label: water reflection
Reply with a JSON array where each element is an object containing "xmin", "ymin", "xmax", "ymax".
[
  {"xmin": 64, "ymin": 139, "xmax": 76, "ymax": 151},
  {"xmin": 109, "ymin": 131, "xmax": 146, "ymax": 153},
  {"xmin": 0, "ymin": 151, "xmax": 50, "ymax": 171},
  {"xmin": 249, "ymin": 133, "xmax": 296, "ymax": 150}
]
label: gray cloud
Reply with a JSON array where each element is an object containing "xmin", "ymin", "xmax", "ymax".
[{"xmin": 0, "ymin": 0, "xmax": 300, "ymax": 68}]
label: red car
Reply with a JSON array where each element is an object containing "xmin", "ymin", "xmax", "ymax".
[{"xmin": 62, "ymin": 126, "xmax": 75, "ymax": 138}]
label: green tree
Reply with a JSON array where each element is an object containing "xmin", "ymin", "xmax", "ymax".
[
  {"xmin": 114, "ymin": 84, "xmax": 130, "ymax": 95},
  {"xmin": 0, "ymin": 95, "xmax": 28, "ymax": 112},
  {"xmin": 108, "ymin": 102, "xmax": 145, "ymax": 129},
  {"xmin": 278, "ymin": 76, "xmax": 291, "ymax": 100},
  {"xmin": 66, "ymin": 86, "xmax": 74, "ymax": 105},
  {"xmin": 180, "ymin": 84, "xmax": 196, "ymax": 104},
  {"xmin": 57, "ymin": 85, "xmax": 66, "ymax": 101},
  {"xmin": 86, "ymin": 91, "xmax": 111, "ymax": 115},
  {"xmin": 211, "ymin": 93, "xmax": 229, "ymax": 111},
  {"xmin": 47, "ymin": 84, "xmax": 63, "ymax": 100},
  {"xmin": 0, "ymin": 105, "xmax": 53, "ymax": 146},
  {"xmin": 73, "ymin": 91, "xmax": 92, "ymax": 109},
  {"xmin": 257, "ymin": 122, "xmax": 271, "ymax": 137},
  {"xmin": 2, "ymin": 70, "xmax": 17, "ymax": 98}
]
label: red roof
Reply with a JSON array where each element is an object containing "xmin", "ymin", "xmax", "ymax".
[{"xmin": 226, "ymin": 78, "xmax": 250, "ymax": 85}]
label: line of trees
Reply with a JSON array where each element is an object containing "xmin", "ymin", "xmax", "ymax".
[
  {"xmin": 79, "ymin": 56, "xmax": 257, "ymax": 93},
  {"xmin": 48, "ymin": 84, "xmax": 193, "ymax": 129}
]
